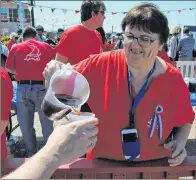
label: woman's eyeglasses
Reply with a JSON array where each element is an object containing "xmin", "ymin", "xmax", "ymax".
[{"xmin": 124, "ymin": 34, "xmax": 158, "ymax": 48}]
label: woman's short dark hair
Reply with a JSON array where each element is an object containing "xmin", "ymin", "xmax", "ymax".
[
  {"xmin": 80, "ymin": 0, "xmax": 106, "ymax": 22},
  {"xmin": 121, "ymin": 3, "xmax": 169, "ymax": 45},
  {"xmin": 22, "ymin": 27, "xmax": 37, "ymax": 39}
]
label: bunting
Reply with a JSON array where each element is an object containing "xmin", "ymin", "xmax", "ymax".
[
  {"xmin": 34, "ymin": 4, "xmax": 195, "ymax": 15},
  {"xmin": 62, "ymin": 9, "xmax": 68, "ymax": 15},
  {"xmin": 51, "ymin": 8, "xmax": 55, "ymax": 13}
]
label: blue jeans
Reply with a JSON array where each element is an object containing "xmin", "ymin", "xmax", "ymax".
[{"xmin": 16, "ymin": 84, "xmax": 53, "ymax": 155}]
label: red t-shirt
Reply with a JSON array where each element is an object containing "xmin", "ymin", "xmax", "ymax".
[
  {"xmin": 74, "ymin": 50, "xmax": 195, "ymax": 161},
  {"xmin": 55, "ymin": 24, "xmax": 104, "ymax": 65},
  {"xmin": 1, "ymin": 67, "xmax": 13, "ymax": 158},
  {"xmin": 7, "ymin": 39, "xmax": 14, "ymax": 51},
  {"xmin": 6, "ymin": 39, "xmax": 55, "ymax": 81}
]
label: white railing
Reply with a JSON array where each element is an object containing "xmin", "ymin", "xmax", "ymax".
[{"xmin": 176, "ymin": 61, "xmax": 196, "ymax": 78}]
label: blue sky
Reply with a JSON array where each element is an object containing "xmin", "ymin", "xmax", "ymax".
[{"xmin": 30, "ymin": 1, "xmax": 196, "ymax": 33}]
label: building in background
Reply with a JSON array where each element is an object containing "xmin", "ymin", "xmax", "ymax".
[{"xmin": 1, "ymin": 0, "xmax": 31, "ymax": 35}]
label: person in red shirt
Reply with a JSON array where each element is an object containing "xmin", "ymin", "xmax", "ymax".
[
  {"xmin": 5, "ymin": 27, "xmax": 55, "ymax": 157},
  {"xmin": 7, "ymin": 32, "xmax": 19, "ymax": 50},
  {"xmin": 55, "ymin": 0, "xmax": 106, "ymax": 65},
  {"xmin": 55, "ymin": 0, "xmax": 106, "ymax": 112},
  {"xmin": 1, "ymin": 67, "xmax": 13, "ymax": 158},
  {"xmin": 44, "ymin": 3, "xmax": 194, "ymax": 166}
]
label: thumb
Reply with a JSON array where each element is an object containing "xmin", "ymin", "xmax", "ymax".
[{"xmin": 164, "ymin": 140, "xmax": 176, "ymax": 151}]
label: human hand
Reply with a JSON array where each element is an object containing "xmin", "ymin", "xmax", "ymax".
[
  {"xmin": 164, "ymin": 139, "xmax": 187, "ymax": 166},
  {"xmin": 45, "ymin": 109, "xmax": 98, "ymax": 166},
  {"xmin": 51, "ymin": 109, "xmax": 94, "ymax": 128},
  {"xmin": 43, "ymin": 60, "xmax": 72, "ymax": 85}
]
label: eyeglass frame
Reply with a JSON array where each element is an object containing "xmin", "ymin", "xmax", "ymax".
[
  {"xmin": 124, "ymin": 34, "xmax": 158, "ymax": 47},
  {"xmin": 94, "ymin": 9, "xmax": 105, "ymax": 16}
]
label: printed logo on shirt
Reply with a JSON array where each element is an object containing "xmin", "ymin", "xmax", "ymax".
[{"xmin": 24, "ymin": 43, "xmax": 41, "ymax": 61}]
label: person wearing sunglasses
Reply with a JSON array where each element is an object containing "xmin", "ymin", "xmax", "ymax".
[
  {"xmin": 36, "ymin": 25, "xmax": 47, "ymax": 42},
  {"xmin": 55, "ymin": 0, "xmax": 106, "ymax": 65},
  {"xmin": 44, "ymin": 3, "xmax": 194, "ymax": 166}
]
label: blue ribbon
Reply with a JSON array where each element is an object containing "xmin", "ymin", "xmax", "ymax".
[{"xmin": 148, "ymin": 106, "xmax": 163, "ymax": 140}]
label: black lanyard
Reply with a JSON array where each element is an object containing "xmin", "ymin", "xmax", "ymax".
[{"xmin": 128, "ymin": 61, "xmax": 156, "ymax": 128}]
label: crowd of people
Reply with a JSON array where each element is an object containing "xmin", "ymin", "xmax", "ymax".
[{"xmin": 1, "ymin": 0, "xmax": 195, "ymax": 179}]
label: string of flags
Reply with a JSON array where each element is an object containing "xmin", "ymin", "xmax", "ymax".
[{"xmin": 25, "ymin": 3, "xmax": 196, "ymax": 15}]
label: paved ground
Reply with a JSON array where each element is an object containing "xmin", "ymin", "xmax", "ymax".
[{"xmin": 11, "ymin": 108, "xmax": 196, "ymax": 139}]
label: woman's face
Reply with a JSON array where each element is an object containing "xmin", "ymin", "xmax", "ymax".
[{"xmin": 124, "ymin": 25, "xmax": 163, "ymax": 67}]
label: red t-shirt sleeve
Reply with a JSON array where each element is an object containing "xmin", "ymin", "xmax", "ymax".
[
  {"xmin": 73, "ymin": 52, "xmax": 112, "ymax": 106},
  {"xmin": 73, "ymin": 52, "xmax": 110, "ymax": 78},
  {"xmin": 55, "ymin": 29, "xmax": 74, "ymax": 59},
  {"xmin": 73, "ymin": 56, "xmax": 92, "ymax": 81},
  {"xmin": 1, "ymin": 68, "xmax": 13, "ymax": 121},
  {"xmin": 174, "ymin": 77, "xmax": 195, "ymax": 126},
  {"xmin": 5, "ymin": 45, "xmax": 17, "ymax": 70}
]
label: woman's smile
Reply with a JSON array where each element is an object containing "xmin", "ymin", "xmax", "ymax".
[{"xmin": 130, "ymin": 48, "xmax": 143, "ymax": 54}]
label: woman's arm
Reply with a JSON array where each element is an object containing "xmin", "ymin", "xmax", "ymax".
[
  {"xmin": 174, "ymin": 123, "xmax": 192, "ymax": 142},
  {"xmin": 164, "ymin": 123, "xmax": 193, "ymax": 166}
]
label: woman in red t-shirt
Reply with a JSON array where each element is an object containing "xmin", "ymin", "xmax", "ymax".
[
  {"xmin": 44, "ymin": 3, "xmax": 194, "ymax": 166},
  {"xmin": 1, "ymin": 67, "xmax": 13, "ymax": 158}
]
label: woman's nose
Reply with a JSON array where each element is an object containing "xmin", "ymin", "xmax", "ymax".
[{"xmin": 131, "ymin": 39, "xmax": 140, "ymax": 48}]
